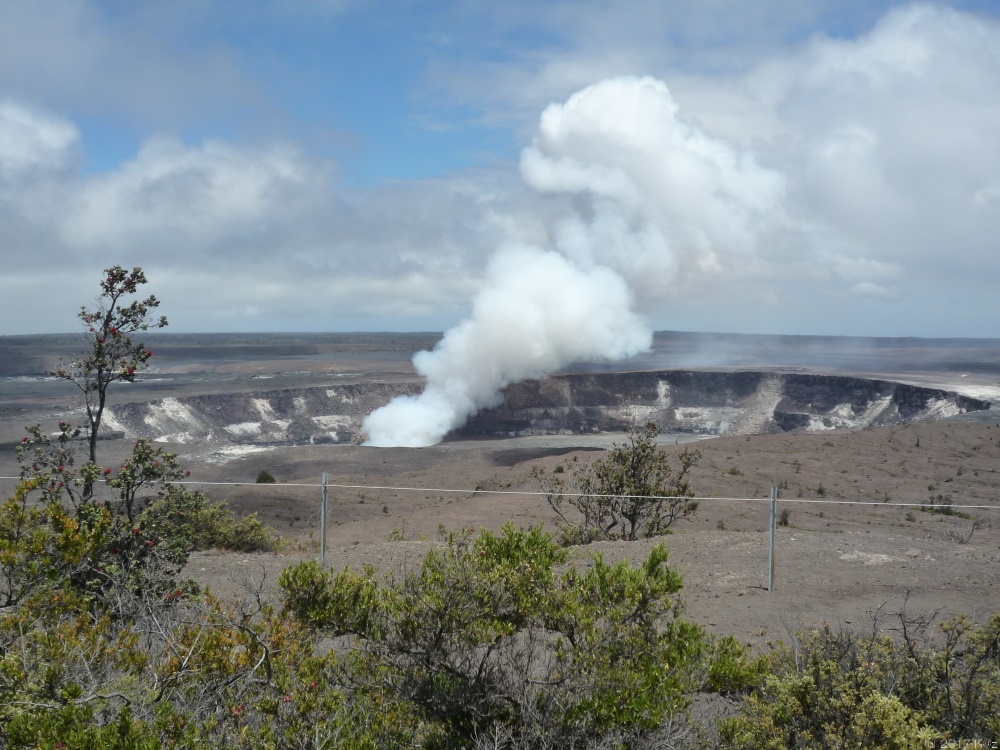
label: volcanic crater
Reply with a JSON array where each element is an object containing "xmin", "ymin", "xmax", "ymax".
[{"xmin": 98, "ymin": 370, "xmax": 990, "ymax": 447}]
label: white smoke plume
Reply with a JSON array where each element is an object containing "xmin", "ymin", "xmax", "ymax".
[{"xmin": 363, "ymin": 76, "xmax": 785, "ymax": 447}]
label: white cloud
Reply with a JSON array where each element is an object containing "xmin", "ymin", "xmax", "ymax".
[
  {"xmin": 423, "ymin": 0, "xmax": 912, "ymax": 128},
  {"xmin": 0, "ymin": 101, "xmax": 79, "ymax": 178},
  {"xmin": 0, "ymin": 102, "xmax": 541, "ymax": 332},
  {"xmin": 0, "ymin": 3, "xmax": 261, "ymax": 131},
  {"xmin": 849, "ymin": 281, "xmax": 900, "ymax": 301},
  {"xmin": 635, "ymin": 4, "xmax": 1000, "ymax": 314},
  {"xmin": 824, "ymin": 252, "xmax": 902, "ymax": 283},
  {"xmin": 63, "ymin": 135, "xmax": 330, "ymax": 255},
  {"xmin": 757, "ymin": 5, "xmax": 1000, "ymax": 276},
  {"xmin": 1, "ymin": 2, "xmax": 999, "ymax": 341}
]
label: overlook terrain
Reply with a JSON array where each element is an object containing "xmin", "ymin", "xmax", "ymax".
[{"xmin": 1, "ymin": 330, "xmax": 999, "ymax": 653}]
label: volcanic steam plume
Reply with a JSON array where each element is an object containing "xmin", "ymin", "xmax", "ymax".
[{"xmin": 364, "ymin": 76, "xmax": 784, "ymax": 447}]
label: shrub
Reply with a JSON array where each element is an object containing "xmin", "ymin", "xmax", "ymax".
[
  {"xmin": 0, "ymin": 266, "xmax": 295, "ymax": 745},
  {"xmin": 142, "ymin": 488, "xmax": 280, "ymax": 553},
  {"xmin": 10, "ymin": 267, "xmax": 280, "ymax": 611},
  {"xmin": 0, "ymin": 579, "xmax": 337, "ymax": 748},
  {"xmin": 535, "ymin": 420, "xmax": 700, "ymax": 544},
  {"xmin": 721, "ymin": 612, "xmax": 1000, "ymax": 747},
  {"xmin": 279, "ymin": 523, "xmax": 755, "ymax": 747},
  {"xmin": 256, "ymin": 469, "xmax": 276, "ymax": 484},
  {"xmin": 10, "ymin": 436, "xmax": 202, "ymax": 610}
]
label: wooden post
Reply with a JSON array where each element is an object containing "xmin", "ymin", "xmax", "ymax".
[
  {"xmin": 320, "ymin": 472, "xmax": 328, "ymax": 567},
  {"xmin": 768, "ymin": 486, "xmax": 777, "ymax": 591}
]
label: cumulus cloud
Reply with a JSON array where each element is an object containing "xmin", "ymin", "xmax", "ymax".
[
  {"xmin": 424, "ymin": 0, "xmax": 907, "ymax": 129},
  {"xmin": 849, "ymin": 281, "xmax": 900, "ymax": 301},
  {"xmin": 0, "ymin": 103, "xmax": 81, "ymax": 280},
  {"xmin": 63, "ymin": 136, "xmax": 329, "ymax": 254},
  {"xmin": 0, "ymin": 100, "xmax": 544, "ymax": 333},
  {"xmin": 2, "ymin": 2, "xmax": 1000, "ymax": 348},
  {"xmin": 0, "ymin": 3, "xmax": 260, "ymax": 131},
  {"xmin": 755, "ymin": 5, "xmax": 1000, "ymax": 277},
  {"xmin": 0, "ymin": 101, "xmax": 79, "ymax": 179},
  {"xmin": 599, "ymin": 4, "xmax": 1000, "ymax": 319}
]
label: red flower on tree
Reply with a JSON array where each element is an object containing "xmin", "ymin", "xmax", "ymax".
[{"xmin": 48, "ymin": 265, "xmax": 168, "ymax": 469}]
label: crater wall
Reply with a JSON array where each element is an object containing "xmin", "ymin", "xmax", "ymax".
[
  {"xmin": 103, "ymin": 370, "xmax": 991, "ymax": 446},
  {"xmin": 461, "ymin": 371, "xmax": 990, "ymax": 437}
]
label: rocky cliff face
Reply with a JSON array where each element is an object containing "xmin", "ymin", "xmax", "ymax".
[
  {"xmin": 461, "ymin": 371, "xmax": 991, "ymax": 437},
  {"xmin": 103, "ymin": 371, "xmax": 990, "ymax": 446},
  {"xmin": 104, "ymin": 381, "xmax": 422, "ymax": 445}
]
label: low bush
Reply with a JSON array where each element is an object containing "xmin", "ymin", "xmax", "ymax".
[
  {"xmin": 280, "ymin": 523, "xmax": 759, "ymax": 747},
  {"xmin": 142, "ymin": 488, "xmax": 280, "ymax": 553},
  {"xmin": 720, "ymin": 612, "xmax": 1000, "ymax": 748},
  {"xmin": 536, "ymin": 420, "xmax": 700, "ymax": 544}
]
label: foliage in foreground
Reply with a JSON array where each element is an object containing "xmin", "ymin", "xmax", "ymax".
[
  {"xmin": 536, "ymin": 420, "xmax": 700, "ymax": 544},
  {"xmin": 4, "ymin": 265, "xmax": 279, "ymax": 617},
  {"xmin": 279, "ymin": 523, "xmax": 759, "ymax": 748},
  {"xmin": 0, "ymin": 521, "xmax": 763, "ymax": 749},
  {"xmin": 721, "ymin": 610, "xmax": 1000, "ymax": 749},
  {"xmin": 5, "ymin": 489, "xmax": 1000, "ymax": 749},
  {"xmin": 4, "ymin": 429, "xmax": 279, "ymax": 613}
]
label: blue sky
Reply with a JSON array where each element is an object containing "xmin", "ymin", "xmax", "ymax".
[{"xmin": 2, "ymin": 0, "xmax": 1000, "ymax": 341}]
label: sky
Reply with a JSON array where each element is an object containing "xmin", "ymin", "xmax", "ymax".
[{"xmin": 2, "ymin": 0, "xmax": 1000, "ymax": 340}]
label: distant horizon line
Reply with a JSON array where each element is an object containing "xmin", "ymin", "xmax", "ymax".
[{"xmin": 3, "ymin": 329, "xmax": 1000, "ymax": 344}]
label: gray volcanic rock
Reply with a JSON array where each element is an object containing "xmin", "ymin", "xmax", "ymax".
[
  {"xmin": 459, "ymin": 371, "xmax": 991, "ymax": 438},
  {"xmin": 104, "ymin": 382, "xmax": 422, "ymax": 445},
  {"xmin": 101, "ymin": 370, "xmax": 990, "ymax": 446}
]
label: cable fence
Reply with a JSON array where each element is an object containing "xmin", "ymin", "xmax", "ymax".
[
  {"xmin": 4, "ymin": 475, "xmax": 994, "ymax": 510},
  {"xmin": 2, "ymin": 474, "xmax": 996, "ymax": 589}
]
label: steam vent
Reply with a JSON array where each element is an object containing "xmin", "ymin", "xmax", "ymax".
[{"xmin": 104, "ymin": 370, "xmax": 990, "ymax": 446}]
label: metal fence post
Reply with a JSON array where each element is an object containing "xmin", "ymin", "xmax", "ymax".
[
  {"xmin": 320, "ymin": 472, "xmax": 328, "ymax": 567},
  {"xmin": 768, "ymin": 485, "xmax": 777, "ymax": 591}
]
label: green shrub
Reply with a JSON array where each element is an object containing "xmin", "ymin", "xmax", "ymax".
[
  {"xmin": 721, "ymin": 613, "xmax": 1000, "ymax": 747},
  {"xmin": 3, "ymin": 704, "xmax": 160, "ymax": 750},
  {"xmin": 142, "ymin": 488, "xmax": 280, "ymax": 553},
  {"xmin": 7, "ymin": 436, "xmax": 200, "ymax": 610},
  {"xmin": 536, "ymin": 420, "xmax": 700, "ymax": 544},
  {"xmin": 279, "ymin": 523, "xmax": 754, "ymax": 747},
  {"xmin": 256, "ymin": 469, "xmax": 276, "ymax": 484}
]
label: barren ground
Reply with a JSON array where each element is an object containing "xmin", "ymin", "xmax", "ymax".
[
  {"xmin": 177, "ymin": 418, "xmax": 1000, "ymax": 652},
  {"xmin": 2, "ymin": 332, "xmax": 999, "ymax": 650}
]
